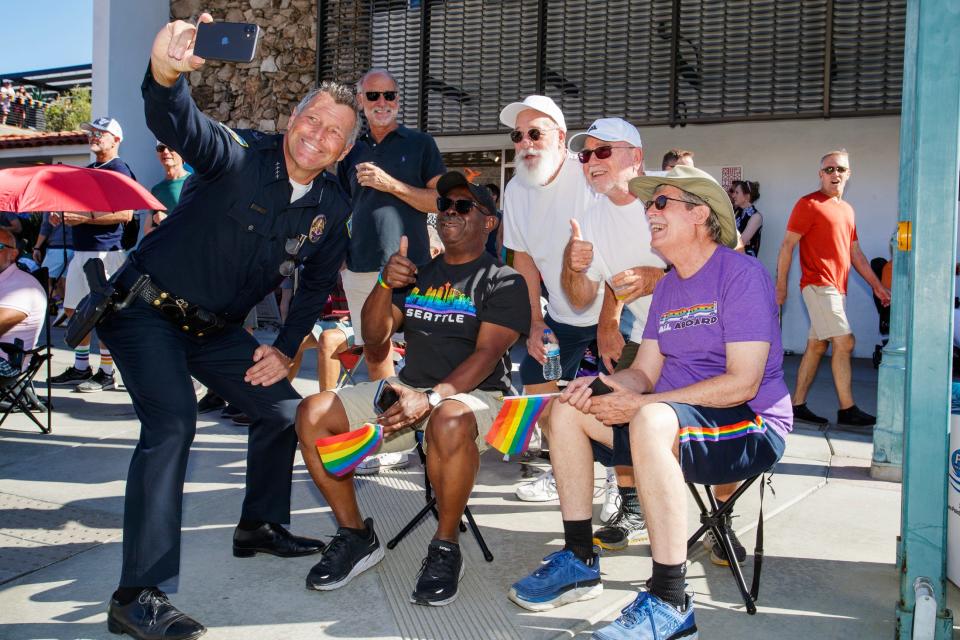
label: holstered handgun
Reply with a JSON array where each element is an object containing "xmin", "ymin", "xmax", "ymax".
[{"xmin": 65, "ymin": 258, "xmax": 149, "ymax": 348}]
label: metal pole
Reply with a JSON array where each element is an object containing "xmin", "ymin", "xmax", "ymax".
[{"xmin": 895, "ymin": 1, "xmax": 960, "ymax": 637}]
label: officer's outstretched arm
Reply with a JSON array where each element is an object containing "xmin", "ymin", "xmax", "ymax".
[{"xmin": 150, "ymin": 13, "xmax": 213, "ymax": 87}]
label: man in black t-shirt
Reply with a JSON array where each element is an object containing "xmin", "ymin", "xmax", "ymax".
[{"xmin": 296, "ymin": 171, "xmax": 530, "ymax": 607}]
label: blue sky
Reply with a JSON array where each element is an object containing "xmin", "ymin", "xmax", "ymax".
[{"xmin": 0, "ymin": 0, "xmax": 92, "ymax": 74}]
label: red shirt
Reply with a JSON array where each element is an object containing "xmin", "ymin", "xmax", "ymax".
[{"xmin": 786, "ymin": 191, "xmax": 858, "ymax": 294}]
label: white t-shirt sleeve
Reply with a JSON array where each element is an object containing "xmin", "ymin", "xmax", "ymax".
[{"xmin": 501, "ymin": 182, "xmax": 528, "ymax": 254}]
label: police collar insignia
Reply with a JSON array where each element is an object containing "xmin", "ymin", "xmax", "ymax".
[
  {"xmin": 219, "ymin": 122, "xmax": 248, "ymax": 148},
  {"xmin": 309, "ymin": 214, "xmax": 326, "ymax": 242}
]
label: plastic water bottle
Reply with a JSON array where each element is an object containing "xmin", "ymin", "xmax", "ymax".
[{"xmin": 542, "ymin": 329, "xmax": 562, "ymax": 381}]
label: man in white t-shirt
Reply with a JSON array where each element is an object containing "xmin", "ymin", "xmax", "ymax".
[
  {"xmin": 500, "ymin": 95, "xmax": 601, "ymax": 502},
  {"xmin": 559, "ymin": 118, "xmax": 667, "ymax": 551},
  {"xmin": 0, "ymin": 229, "xmax": 46, "ymax": 371}
]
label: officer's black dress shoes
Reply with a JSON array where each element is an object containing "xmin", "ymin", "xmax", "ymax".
[
  {"xmin": 107, "ymin": 588, "xmax": 206, "ymax": 640},
  {"xmin": 232, "ymin": 522, "xmax": 324, "ymax": 558}
]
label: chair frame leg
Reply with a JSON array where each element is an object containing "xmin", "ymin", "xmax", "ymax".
[{"xmin": 686, "ymin": 477, "xmax": 761, "ymax": 615}]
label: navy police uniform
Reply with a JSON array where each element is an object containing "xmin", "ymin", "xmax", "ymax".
[{"xmin": 98, "ymin": 69, "xmax": 350, "ymax": 588}]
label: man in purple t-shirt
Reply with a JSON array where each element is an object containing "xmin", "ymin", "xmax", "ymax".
[{"xmin": 510, "ymin": 166, "xmax": 790, "ymax": 639}]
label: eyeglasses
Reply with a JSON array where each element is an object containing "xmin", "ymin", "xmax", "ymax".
[
  {"xmin": 156, "ymin": 144, "xmax": 170, "ymax": 153},
  {"xmin": 279, "ymin": 234, "xmax": 307, "ymax": 277},
  {"xmin": 510, "ymin": 128, "xmax": 556, "ymax": 144},
  {"xmin": 364, "ymin": 91, "xmax": 398, "ymax": 102},
  {"xmin": 645, "ymin": 195, "xmax": 693, "ymax": 211},
  {"xmin": 577, "ymin": 145, "xmax": 634, "ymax": 164},
  {"xmin": 437, "ymin": 196, "xmax": 479, "ymax": 215},
  {"xmin": 821, "ymin": 166, "xmax": 849, "ymax": 174},
  {"xmin": 86, "ymin": 130, "xmax": 107, "ymax": 139}
]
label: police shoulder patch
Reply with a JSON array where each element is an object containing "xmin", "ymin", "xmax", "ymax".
[{"xmin": 219, "ymin": 122, "xmax": 249, "ymax": 148}]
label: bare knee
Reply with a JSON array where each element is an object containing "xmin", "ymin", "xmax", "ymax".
[
  {"xmin": 295, "ymin": 391, "xmax": 344, "ymax": 443},
  {"xmin": 628, "ymin": 403, "xmax": 680, "ymax": 459},
  {"xmin": 425, "ymin": 401, "xmax": 477, "ymax": 454},
  {"xmin": 807, "ymin": 338, "xmax": 829, "ymax": 356},
  {"xmin": 318, "ymin": 330, "xmax": 346, "ymax": 357},
  {"xmin": 831, "ymin": 334, "xmax": 854, "ymax": 355}
]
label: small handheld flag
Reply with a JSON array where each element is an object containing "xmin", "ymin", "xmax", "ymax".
[
  {"xmin": 485, "ymin": 394, "xmax": 557, "ymax": 455},
  {"xmin": 316, "ymin": 423, "xmax": 383, "ymax": 477}
]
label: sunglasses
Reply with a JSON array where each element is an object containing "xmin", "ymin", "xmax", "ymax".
[
  {"xmin": 577, "ymin": 145, "xmax": 633, "ymax": 164},
  {"xmin": 156, "ymin": 144, "xmax": 170, "ymax": 153},
  {"xmin": 437, "ymin": 196, "xmax": 480, "ymax": 215},
  {"xmin": 279, "ymin": 234, "xmax": 307, "ymax": 277},
  {"xmin": 364, "ymin": 91, "xmax": 398, "ymax": 102},
  {"xmin": 86, "ymin": 130, "xmax": 108, "ymax": 139},
  {"xmin": 645, "ymin": 195, "xmax": 692, "ymax": 210},
  {"xmin": 510, "ymin": 128, "xmax": 555, "ymax": 144},
  {"xmin": 821, "ymin": 166, "xmax": 849, "ymax": 174}
]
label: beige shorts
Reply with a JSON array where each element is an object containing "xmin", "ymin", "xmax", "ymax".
[
  {"xmin": 801, "ymin": 285, "xmax": 852, "ymax": 340},
  {"xmin": 332, "ymin": 377, "xmax": 504, "ymax": 454},
  {"xmin": 64, "ymin": 250, "xmax": 127, "ymax": 310},
  {"xmin": 340, "ymin": 269, "xmax": 379, "ymax": 346}
]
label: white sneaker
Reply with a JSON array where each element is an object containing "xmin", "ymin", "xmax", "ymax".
[
  {"xmin": 354, "ymin": 452, "xmax": 410, "ymax": 476},
  {"xmin": 702, "ymin": 528, "xmax": 717, "ymax": 551},
  {"xmin": 516, "ymin": 470, "xmax": 558, "ymax": 502},
  {"xmin": 599, "ymin": 479, "xmax": 620, "ymax": 524}
]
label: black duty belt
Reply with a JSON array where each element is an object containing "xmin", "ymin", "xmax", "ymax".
[{"xmin": 115, "ymin": 263, "xmax": 227, "ymax": 338}]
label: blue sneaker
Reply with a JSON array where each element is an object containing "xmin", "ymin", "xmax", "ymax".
[
  {"xmin": 593, "ymin": 591, "xmax": 697, "ymax": 640},
  {"xmin": 509, "ymin": 549, "xmax": 602, "ymax": 611}
]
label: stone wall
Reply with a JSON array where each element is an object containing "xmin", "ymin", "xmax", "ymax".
[{"xmin": 170, "ymin": 0, "xmax": 317, "ymax": 132}]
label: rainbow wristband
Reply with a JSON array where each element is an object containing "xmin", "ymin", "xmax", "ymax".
[{"xmin": 377, "ymin": 272, "xmax": 391, "ymax": 289}]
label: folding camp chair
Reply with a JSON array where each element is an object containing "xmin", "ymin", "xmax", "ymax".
[
  {"xmin": 335, "ymin": 340, "xmax": 406, "ymax": 389},
  {"xmin": 686, "ymin": 473, "xmax": 773, "ymax": 615},
  {"xmin": 0, "ymin": 338, "xmax": 52, "ymax": 433},
  {"xmin": 386, "ymin": 432, "xmax": 494, "ymax": 562}
]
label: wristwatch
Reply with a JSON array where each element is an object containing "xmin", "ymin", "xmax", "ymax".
[{"xmin": 424, "ymin": 388, "xmax": 442, "ymax": 408}]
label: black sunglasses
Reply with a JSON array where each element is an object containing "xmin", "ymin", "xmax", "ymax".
[
  {"xmin": 510, "ymin": 128, "xmax": 555, "ymax": 144},
  {"xmin": 364, "ymin": 91, "xmax": 398, "ymax": 102},
  {"xmin": 645, "ymin": 195, "xmax": 692, "ymax": 211},
  {"xmin": 437, "ymin": 196, "xmax": 481, "ymax": 215},
  {"xmin": 155, "ymin": 144, "xmax": 170, "ymax": 153},
  {"xmin": 821, "ymin": 166, "xmax": 849, "ymax": 174},
  {"xmin": 279, "ymin": 234, "xmax": 307, "ymax": 277},
  {"xmin": 577, "ymin": 145, "xmax": 634, "ymax": 164}
]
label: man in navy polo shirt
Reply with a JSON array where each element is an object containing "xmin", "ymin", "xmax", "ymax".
[
  {"xmin": 49, "ymin": 116, "xmax": 135, "ymax": 393},
  {"xmin": 338, "ymin": 69, "xmax": 446, "ymax": 385}
]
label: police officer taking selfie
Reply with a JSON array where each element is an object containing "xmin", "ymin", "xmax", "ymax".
[{"xmin": 96, "ymin": 14, "xmax": 359, "ymax": 639}]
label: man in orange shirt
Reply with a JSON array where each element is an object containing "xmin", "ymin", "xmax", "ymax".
[{"xmin": 776, "ymin": 150, "xmax": 891, "ymax": 429}]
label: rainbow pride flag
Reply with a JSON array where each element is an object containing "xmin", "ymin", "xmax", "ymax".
[
  {"xmin": 316, "ymin": 423, "xmax": 383, "ymax": 477},
  {"xmin": 485, "ymin": 394, "xmax": 557, "ymax": 455}
]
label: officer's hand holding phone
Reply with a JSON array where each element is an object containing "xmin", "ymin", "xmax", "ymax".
[
  {"xmin": 380, "ymin": 235, "xmax": 417, "ymax": 289},
  {"xmin": 376, "ymin": 384, "xmax": 430, "ymax": 434},
  {"xmin": 151, "ymin": 13, "xmax": 215, "ymax": 86}
]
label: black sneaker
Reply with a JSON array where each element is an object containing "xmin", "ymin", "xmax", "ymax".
[
  {"xmin": 792, "ymin": 403, "xmax": 828, "ymax": 426},
  {"xmin": 76, "ymin": 370, "xmax": 115, "ymax": 393},
  {"xmin": 49, "ymin": 366, "xmax": 93, "ymax": 386},
  {"xmin": 592, "ymin": 502, "xmax": 648, "ymax": 551},
  {"xmin": 411, "ymin": 539, "xmax": 465, "ymax": 606},
  {"xmin": 197, "ymin": 391, "xmax": 226, "ymax": 414},
  {"xmin": 306, "ymin": 518, "xmax": 384, "ymax": 591},
  {"xmin": 710, "ymin": 527, "xmax": 747, "ymax": 566},
  {"xmin": 836, "ymin": 405, "xmax": 876, "ymax": 431}
]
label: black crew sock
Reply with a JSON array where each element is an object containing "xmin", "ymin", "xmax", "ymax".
[
  {"xmin": 649, "ymin": 560, "xmax": 687, "ymax": 609},
  {"xmin": 113, "ymin": 586, "xmax": 149, "ymax": 605},
  {"xmin": 562, "ymin": 518, "xmax": 595, "ymax": 563},
  {"xmin": 237, "ymin": 519, "xmax": 265, "ymax": 531},
  {"xmin": 619, "ymin": 486, "xmax": 642, "ymax": 514}
]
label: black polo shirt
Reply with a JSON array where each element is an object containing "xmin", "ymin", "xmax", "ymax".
[{"xmin": 338, "ymin": 125, "xmax": 445, "ymax": 271}]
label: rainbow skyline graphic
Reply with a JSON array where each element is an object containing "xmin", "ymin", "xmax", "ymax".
[{"xmin": 405, "ymin": 282, "xmax": 477, "ymax": 317}]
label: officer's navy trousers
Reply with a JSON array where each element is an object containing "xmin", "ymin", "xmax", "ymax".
[{"xmin": 99, "ymin": 298, "xmax": 301, "ymax": 587}]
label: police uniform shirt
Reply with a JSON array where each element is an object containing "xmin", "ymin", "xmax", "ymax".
[
  {"xmin": 137, "ymin": 68, "xmax": 350, "ymax": 357},
  {"xmin": 74, "ymin": 157, "xmax": 136, "ymax": 251},
  {"xmin": 338, "ymin": 126, "xmax": 445, "ymax": 272}
]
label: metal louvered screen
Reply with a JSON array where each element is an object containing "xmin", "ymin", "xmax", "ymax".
[{"xmin": 317, "ymin": 0, "xmax": 905, "ymax": 135}]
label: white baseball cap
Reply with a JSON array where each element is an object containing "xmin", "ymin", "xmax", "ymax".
[
  {"xmin": 568, "ymin": 118, "xmax": 642, "ymax": 152},
  {"xmin": 81, "ymin": 116, "xmax": 123, "ymax": 141},
  {"xmin": 499, "ymin": 95, "xmax": 566, "ymax": 132}
]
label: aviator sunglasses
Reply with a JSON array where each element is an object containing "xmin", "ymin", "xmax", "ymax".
[
  {"xmin": 577, "ymin": 145, "xmax": 634, "ymax": 164},
  {"xmin": 437, "ymin": 196, "xmax": 480, "ymax": 215},
  {"xmin": 364, "ymin": 91, "xmax": 398, "ymax": 101},
  {"xmin": 279, "ymin": 235, "xmax": 307, "ymax": 277},
  {"xmin": 821, "ymin": 166, "xmax": 848, "ymax": 174}
]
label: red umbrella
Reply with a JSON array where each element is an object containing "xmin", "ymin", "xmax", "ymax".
[{"xmin": 0, "ymin": 164, "xmax": 165, "ymax": 213}]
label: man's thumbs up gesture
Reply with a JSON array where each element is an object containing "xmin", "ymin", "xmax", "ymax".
[
  {"xmin": 381, "ymin": 235, "xmax": 417, "ymax": 288},
  {"xmin": 563, "ymin": 218, "xmax": 593, "ymax": 273}
]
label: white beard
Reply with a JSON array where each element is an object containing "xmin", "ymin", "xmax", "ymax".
[{"xmin": 515, "ymin": 145, "xmax": 564, "ymax": 187}]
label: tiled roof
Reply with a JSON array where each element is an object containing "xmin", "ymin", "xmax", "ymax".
[{"xmin": 0, "ymin": 130, "xmax": 86, "ymax": 150}]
